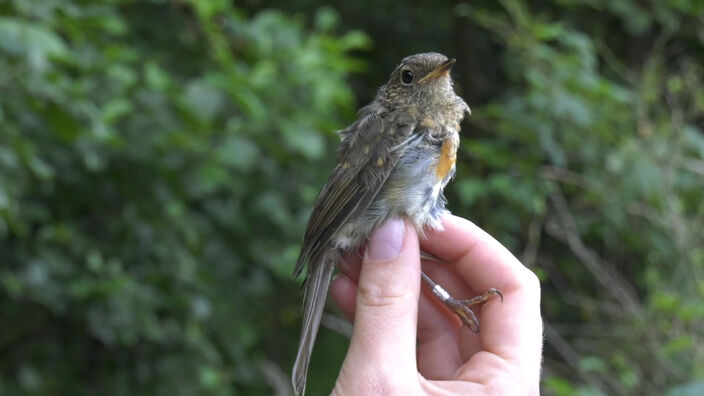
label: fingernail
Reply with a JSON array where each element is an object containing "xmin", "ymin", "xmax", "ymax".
[{"xmin": 367, "ymin": 217, "xmax": 404, "ymax": 261}]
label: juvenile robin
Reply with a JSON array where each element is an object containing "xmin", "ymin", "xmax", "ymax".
[{"xmin": 292, "ymin": 52, "xmax": 501, "ymax": 395}]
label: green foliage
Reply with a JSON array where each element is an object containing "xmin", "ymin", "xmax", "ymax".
[
  {"xmin": 0, "ymin": 0, "xmax": 366, "ymax": 394},
  {"xmin": 450, "ymin": 1, "xmax": 704, "ymax": 394}
]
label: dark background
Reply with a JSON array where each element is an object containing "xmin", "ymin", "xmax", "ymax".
[{"xmin": 1, "ymin": 0, "xmax": 703, "ymax": 395}]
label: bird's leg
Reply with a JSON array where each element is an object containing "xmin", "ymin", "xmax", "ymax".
[{"xmin": 420, "ymin": 251, "xmax": 503, "ymax": 332}]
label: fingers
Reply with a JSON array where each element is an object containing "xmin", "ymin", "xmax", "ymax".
[
  {"xmin": 338, "ymin": 247, "xmax": 363, "ymax": 281},
  {"xmin": 420, "ymin": 215, "xmax": 529, "ymax": 294},
  {"xmin": 334, "ymin": 244, "xmax": 468, "ymax": 380},
  {"xmin": 334, "ymin": 218, "xmax": 421, "ymax": 393},
  {"xmin": 330, "ymin": 274, "xmax": 356, "ymax": 322},
  {"xmin": 418, "ymin": 260, "xmax": 484, "ymax": 370},
  {"xmin": 330, "ymin": 252, "xmax": 481, "ymax": 380},
  {"xmin": 332, "ymin": 214, "xmax": 543, "ymax": 391},
  {"xmin": 421, "ymin": 215, "xmax": 543, "ymax": 388},
  {"xmin": 332, "ymin": 229, "xmax": 488, "ymax": 380},
  {"xmin": 416, "ymin": 286, "xmax": 464, "ymax": 379}
]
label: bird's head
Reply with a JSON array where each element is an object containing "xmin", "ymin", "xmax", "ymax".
[{"xmin": 380, "ymin": 52, "xmax": 460, "ymax": 111}]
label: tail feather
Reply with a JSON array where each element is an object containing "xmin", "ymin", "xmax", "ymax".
[{"xmin": 292, "ymin": 261, "xmax": 335, "ymax": 396}]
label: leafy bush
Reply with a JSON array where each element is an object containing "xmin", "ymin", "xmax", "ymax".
[
  {"xmin": 451, "ymin": 1, "xmax": 704, "ymax": 394},
  {"xmin": 0, "ymin": 1, "xmax": 367, "ymax": 394}
]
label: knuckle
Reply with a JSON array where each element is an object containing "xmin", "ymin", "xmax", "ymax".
[
  {"xmin": 522, "ymin": 269, "xmax": 541, "ymax": 292},
  {"xmin": 361, "ymin": 368, "xmax": 419, "ymax": 396},
  {"xmin": 356, "ymin": 282, "xmax": 410, "ymax": 309},
  {"xmin": 336, "ymin": 365, "xmax": 414, "ymax": 396},
  {"xmin": 484, "ymin": 375, "xmax": 537, "ymax": 396},
  {"xmin": 516, "ymin": 267, "xmax": 541, "ymax": 300},
  {"xmin": 364, "ymin": 375, "xmax": 397, "ymax": 395}
]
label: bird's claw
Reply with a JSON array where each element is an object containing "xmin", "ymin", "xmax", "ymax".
[
  {"xmin": 445, "ymin": 288, "xmax": 503, "ymax": 333},
  {"xmin": 450, "ymin": 301, "xmax": 481, "ymax": 332}
]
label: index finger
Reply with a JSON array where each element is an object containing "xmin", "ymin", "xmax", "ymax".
[
  {"xmin": 420, "ymin": 215, "xmax": 542, "ymax": 373},
  {"xmin": 421, "ymin": 215, "xmax": 531, "ymax": 294}
]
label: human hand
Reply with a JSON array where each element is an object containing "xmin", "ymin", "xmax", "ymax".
[{"xmin": 330, "ymin": 215, "xmax": 542, "ymax": 395}]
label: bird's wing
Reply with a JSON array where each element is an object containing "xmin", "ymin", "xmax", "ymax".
[{"xmin": 293, "ymin": 107, "xmax": 418, "ymax": 277}]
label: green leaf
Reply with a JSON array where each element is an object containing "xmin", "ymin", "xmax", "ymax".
[
  {"xmin": 0, "ymin": 17, "xmax": 68, "ymax": 65},
  {"xmin": 184, "ymin": 80, "xmax": 225, "ymax": 123},
  {"xmin": 456, "ymin": 178, "xmax": 485, "ymax": 205},
  {"xmin": 144, "ymin": 61, "xmax": 171, "ymax": 90},
  {"xmin": 216, "ymin": 136, "xmax": 260, "ymax": 172},
  {"xmin": 314, "ymin": 7, "xmax": 340, "ymax": 31},
  {"xmin": 281, "ymin": 124, "xmax": 325, "ymax": 159},
  {"xmin": 666, "ymin": 381, "xmax": 704, "ymax": 396}
]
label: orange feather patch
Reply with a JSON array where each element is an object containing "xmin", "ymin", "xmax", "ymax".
[{"xmin": 435, "ymin": 137, "xmax": 457, "ymax": 180}]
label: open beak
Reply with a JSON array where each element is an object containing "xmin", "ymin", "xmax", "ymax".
[{"xmin": 418, "ymin": 58, "xmax": 456, "ymax": 83}]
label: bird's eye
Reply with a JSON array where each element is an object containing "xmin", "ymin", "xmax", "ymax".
[{"xmin": 401, "ymin": 69, "xmax": 414, "ymax": 85}]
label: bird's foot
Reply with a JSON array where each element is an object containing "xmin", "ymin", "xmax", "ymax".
[{"xmin": 442, "ymin": 288, "xmax": 503, "ymax": 332}]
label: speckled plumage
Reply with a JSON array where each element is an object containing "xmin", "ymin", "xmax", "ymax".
[{"xmin": 292, "ymin": 53, "xmax": 470, "ymax": 395}]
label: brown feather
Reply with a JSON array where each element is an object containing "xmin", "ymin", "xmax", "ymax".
[{"xmin": 293, "ymin": 106, "xmax": 415, "ymax": 277}]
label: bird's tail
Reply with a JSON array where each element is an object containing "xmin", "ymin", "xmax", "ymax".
[{"xmin": 292, "ymin": 260, "xmax": 335, "ymax": 396}]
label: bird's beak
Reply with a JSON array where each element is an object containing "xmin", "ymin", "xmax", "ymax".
[{"xmin": 418, "ymin": 58, "xmax": 456, "ymax": 83}]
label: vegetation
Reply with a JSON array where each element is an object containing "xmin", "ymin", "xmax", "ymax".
[{"xmin": 0, "ymin": 0, "xmax": 702, "ymax": 395}]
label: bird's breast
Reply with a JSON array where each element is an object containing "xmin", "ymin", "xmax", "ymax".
[
  {"xmin": 377, "ymin": 129, "xmax": 459, "ymax": 231},
  {"xmin": 435, "ymin": 134, "xmax": 458, "ymax": 183}
]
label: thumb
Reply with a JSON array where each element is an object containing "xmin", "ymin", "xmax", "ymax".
[{"xmin": 340, "ymin": 218, "xmax": 420, "ymax": 384}]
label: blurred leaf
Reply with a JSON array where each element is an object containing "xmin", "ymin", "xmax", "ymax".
[
  {"xmin": 0, "ymin": 17, "xmax": 67, "ymax": 60},
  {"xmin": 666, "ymin": 381, "xmax": 704, "ymax": 396},
  {"xmin": 216, "ymin": 136, "xmax": 260, "ymax": 172},
  {"xmin": 184, "ymin": 80, "xmax": 225, "ymax": 123}
]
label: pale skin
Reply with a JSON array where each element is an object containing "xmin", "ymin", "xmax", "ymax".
[{"xmin": 330, "ymin": 215, "xmax": 543, "ymax": 395}]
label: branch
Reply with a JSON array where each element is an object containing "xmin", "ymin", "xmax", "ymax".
[{"xmin": 547, "ymin": 189, "xmax": 641, "ymax": 313}]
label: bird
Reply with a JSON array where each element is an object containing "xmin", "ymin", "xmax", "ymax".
[{"xmin": 291, "ymin": 52, "xmax": 501, "ymax": 395}]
